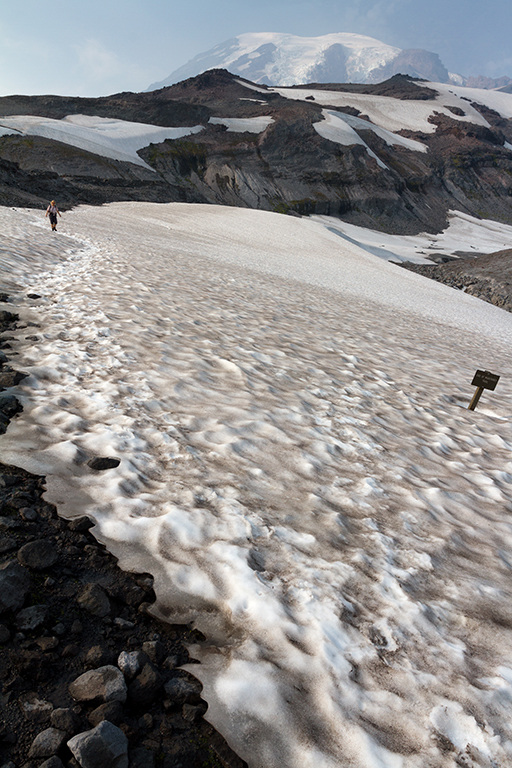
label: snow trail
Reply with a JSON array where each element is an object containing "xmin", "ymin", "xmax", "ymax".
[{"xmin": 2, "ymin": 203, "xmax": 512, "ymax": 768}]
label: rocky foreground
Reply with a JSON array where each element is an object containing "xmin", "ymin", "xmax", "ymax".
[
  {"xmin": 398, "ymin": 247, "xmax": 512, "ymax": 313},
  {"xmin": 0, "ymin": 304, "xmax": 246, "ymax": 768}
]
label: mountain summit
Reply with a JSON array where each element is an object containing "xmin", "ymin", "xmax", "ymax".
[{"xmin": 147, "ymin": 32, "xmax": 455, "ymax": 90}]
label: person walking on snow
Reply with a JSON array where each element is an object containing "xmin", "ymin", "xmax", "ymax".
[{"xmin": 45, "ymin": 200, "xmax": 61, "ymax": 231}]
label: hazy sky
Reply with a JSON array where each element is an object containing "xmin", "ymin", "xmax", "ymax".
[{"xmin": 1, "ymin": 0, "xmax": 511, "ymax": 97}]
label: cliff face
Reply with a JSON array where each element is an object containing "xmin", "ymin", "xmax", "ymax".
[{"xmin": 1, "ymin": 70, "xmax": 512, "ymax": 236}]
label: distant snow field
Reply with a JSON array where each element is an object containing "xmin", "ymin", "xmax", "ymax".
[
  {"xmin": 2, "ymin": 202, "xmax": 512, "ymax": 768},
  {"xmin": 315, "ymin": 210, "xmax": 512, "ymax": 263},
  {"xmin": 274, "ymin": 80, "xmax": 512, "ymax": 136}
]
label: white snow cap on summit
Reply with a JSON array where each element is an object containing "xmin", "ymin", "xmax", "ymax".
[{"xmin": 147, "ymin": 32, "xmax": 402, "ymax": 89}]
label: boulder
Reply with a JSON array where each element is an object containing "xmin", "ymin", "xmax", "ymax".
[
  {"xmin": 0, "ymin": 559, "xmax": 30, "ymax": 613},
  {"xmin": 27, "ymin": 727, "xmax": 67, "ymax": 758},
  {"xmin": 128, "ymin": 663, "xmax": 163, "ymax": 709},
  {"xmin": 38, "ymin": 758, "xmax": 66, "ymax": 768},
  {"xmin": 77, "ymin": 583, "xmax": 111, "ymax": 617},
  {"xmin": 50, "ymin": 707, "xmax": 82, "ymax": 734},
  {"xmin": 163, "ymin": 675, "xmax": 202, "ymax": 704},
  {"xmin": 18, "ymin": 692, "xmax": 54, "ymax": 723},
  {"xmin": 87, "ymin": 700, "xmax": 124, "ymax": 727},
  {"xmin": 84, "ymin": 644, "xmax": 116, "ymax": 669},
  {"xmin": 141, "ymin": 640, "xmax": 165, "ymax": 664},
  {"xmin": 69, "ymin": 666, "xmax": 127, "ymax": 704},
  {"xmin": 16, "ymin": 603, "xmax": 49, "ymax": 631},
  {"xmin": 117, "ymin": 650, "xmax": 146, "ymax": 680},
  {"xmin": 18, "ymin": 539, "xmax": 58, "ymax": 570},
  {"xmin": 67, "ymin": 721, "xmax": 128, "ymax": 768}
]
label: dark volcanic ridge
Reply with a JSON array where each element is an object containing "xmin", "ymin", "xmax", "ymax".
[{"xmin": 1, "ymin": 69, "xmax": 512, "ymax": 236}]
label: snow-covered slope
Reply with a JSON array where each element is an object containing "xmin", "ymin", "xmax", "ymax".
[
  {"xmin": 147, "ymin": 32, "xmax": 428, "ymax": 89},
  {"xmin": 0, "ymin": 114, "xmax": 204, "ymax": 169},
  {"xmin": 274, "ymin": 80, "xmax": 512, "ymax": 134},
  {"xmin": 2, "ymin": 202, "xmax": 512, "ymax": 768}
]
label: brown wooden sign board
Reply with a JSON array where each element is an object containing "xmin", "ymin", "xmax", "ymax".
[{"xmin": 471, "ymin": 370, "xmax": 500, "ymax": 391}]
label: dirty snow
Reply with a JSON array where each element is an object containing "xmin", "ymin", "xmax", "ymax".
[{"xmin": 2, "ymin": 202, "xmax": 512, "ymax": 768}]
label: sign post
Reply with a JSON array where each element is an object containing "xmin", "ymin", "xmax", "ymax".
[{"xmin": 468, "ymin": 370, "xmax": 500, "ymax": 411}]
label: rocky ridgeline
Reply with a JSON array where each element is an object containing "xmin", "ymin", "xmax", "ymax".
[
  {"xmin": 0, "ymin": 302, "xmax": 246, "ymax": 768},
  {"xmin": 1, "ymin": 70, "xmax": 512, "ymax": 235}
]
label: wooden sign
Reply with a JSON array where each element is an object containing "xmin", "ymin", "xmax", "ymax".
[
  {"xmin": 469, "ymin": 370, "xmax": 500, "ymax": 410},
  {"xmin": 471, "ymin": 370, "xmax": 500, "ymax": 391}
]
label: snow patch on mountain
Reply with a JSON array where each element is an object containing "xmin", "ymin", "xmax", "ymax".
[
  {"xmin": 0, "ymin": 114, "xmax": 205, "ymax": 169},
  {"xmin": 315, "ymin": 109, "xmax": 427, "ymax": 156},
  {"xmin": 274, "ymin": 82, "xmax": 507, "ymax": 135}
]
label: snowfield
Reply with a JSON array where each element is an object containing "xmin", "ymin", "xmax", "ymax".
[
  {"xmin": 273, "ymin": 81, "xmax": 512, "ymax": 136},
  {"xmin": 2, "ymin": 202, "xmax": 512, "ymax": 768}
]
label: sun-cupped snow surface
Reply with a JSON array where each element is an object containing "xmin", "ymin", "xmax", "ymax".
[
  {"xmin": 2, "ymin": 203, "xmax": 512, "ymax": 768},
  {"xmin": 314, "ymin": 210, "xmax": 512, "ymax": 263},
  {"xmin": 0, "ymin": 114, "xmax": 205, "ymax": 169},
  {"xmin": 273, "ymin": 81, "xmax": 512, "ymax": 134},
  {"xmin": 209, "ymin": 116, "xmax": 274, "ymax": 133}
]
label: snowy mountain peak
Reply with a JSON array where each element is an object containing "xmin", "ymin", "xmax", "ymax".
[
  {"xmin": 147, "ymin": 32, "xmax": 404, "ymax": 89},
  {"xmin": 148, "ymin": 32, "xmax": 512, "ymax": 91}
]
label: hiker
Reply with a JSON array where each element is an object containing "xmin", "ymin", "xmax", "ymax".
[{"xmin": 45, "ymin": 200, "xmax": 61, "ymax": 231}]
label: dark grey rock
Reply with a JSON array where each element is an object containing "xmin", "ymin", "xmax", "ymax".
[
  {"xmin": 0, "ymin": 623, "xmax": 10, "ymax": 643},
  {"xmin": 0, "ymin": 517, "xmax": 21, "ymax": 530},
  {"xmin": 0, "ymin": 559, "xmax": 31, "ymax": 613},
  {"xmin": 141, "ymin": 640, "xmax": 165, "ymax": 665},
  {"xmin": 18, "ymin": 539, "xmax": 58, "ymax": 570},
  {"xmin": 77, "ymin": 584, "xmax": 111, "ymax": 617},
  {"xmin": 50, "ymin": 707, "xmax": 81, "ymax": 734},
  {"xmin": 0, "ymin": 536, "xmax": 17, "ymax": 554},
  {"xmin": 67, "ymin": 721, "xmax": 128, "ymax": 768},
  {"xmin": 18, "ymin": 692, "xmax": 54, "ymax": 723},
  {"xmin": 117, "ymin": 650, "xmax": 146, "ymax": 680},
  {"xmin": 182, "ymin": 703, "xmax": 206, "ymax": 722},
  {"xmin": 162, "ymin": 654, "xmax": 179, "ymax": 670},
  {"xmin": 37, "ymin": 636, "xmax": 59, "ymax": 652},
  {"xmin": 16, "ymin": 603, "xmax": 49, "ymax": 631},
  {"xmin": 163, "ymin": 676, "xmax": 202, "ymax": 704},
  {"xmin": 84, "ymin": 645, "xmax": 116, "ymax": 669},
  {"xmin": 38, "ymin": 757, "xmax": 66, "ymax": 768},
  {"xmin": 87, "ymin": 700, "xmax": 124, "ymax": 727},
  {"xmin": 27, "ymin": 727, "xmax": 67, "ymax": 758},
  {"xmin": 87, "ymin": 457, "xmax": 121, "ymax": 470},
  {"xmin": 19, "ymin": 507, "xmax": 38, "ymax": 521},
  {"xmin": 128, "ymin": 663, "xmax": 163, "ymax": 709},
  {"xmin": 68, "ymin": 516, "xmax": 94, "ymax": 532},
  {"xmin": 129, "ymin": 747, "xmax": 155, "ymax": 768},
  {"xmin": 69, "ymin": 665, "xmax": 127, "ymax": 704}
]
